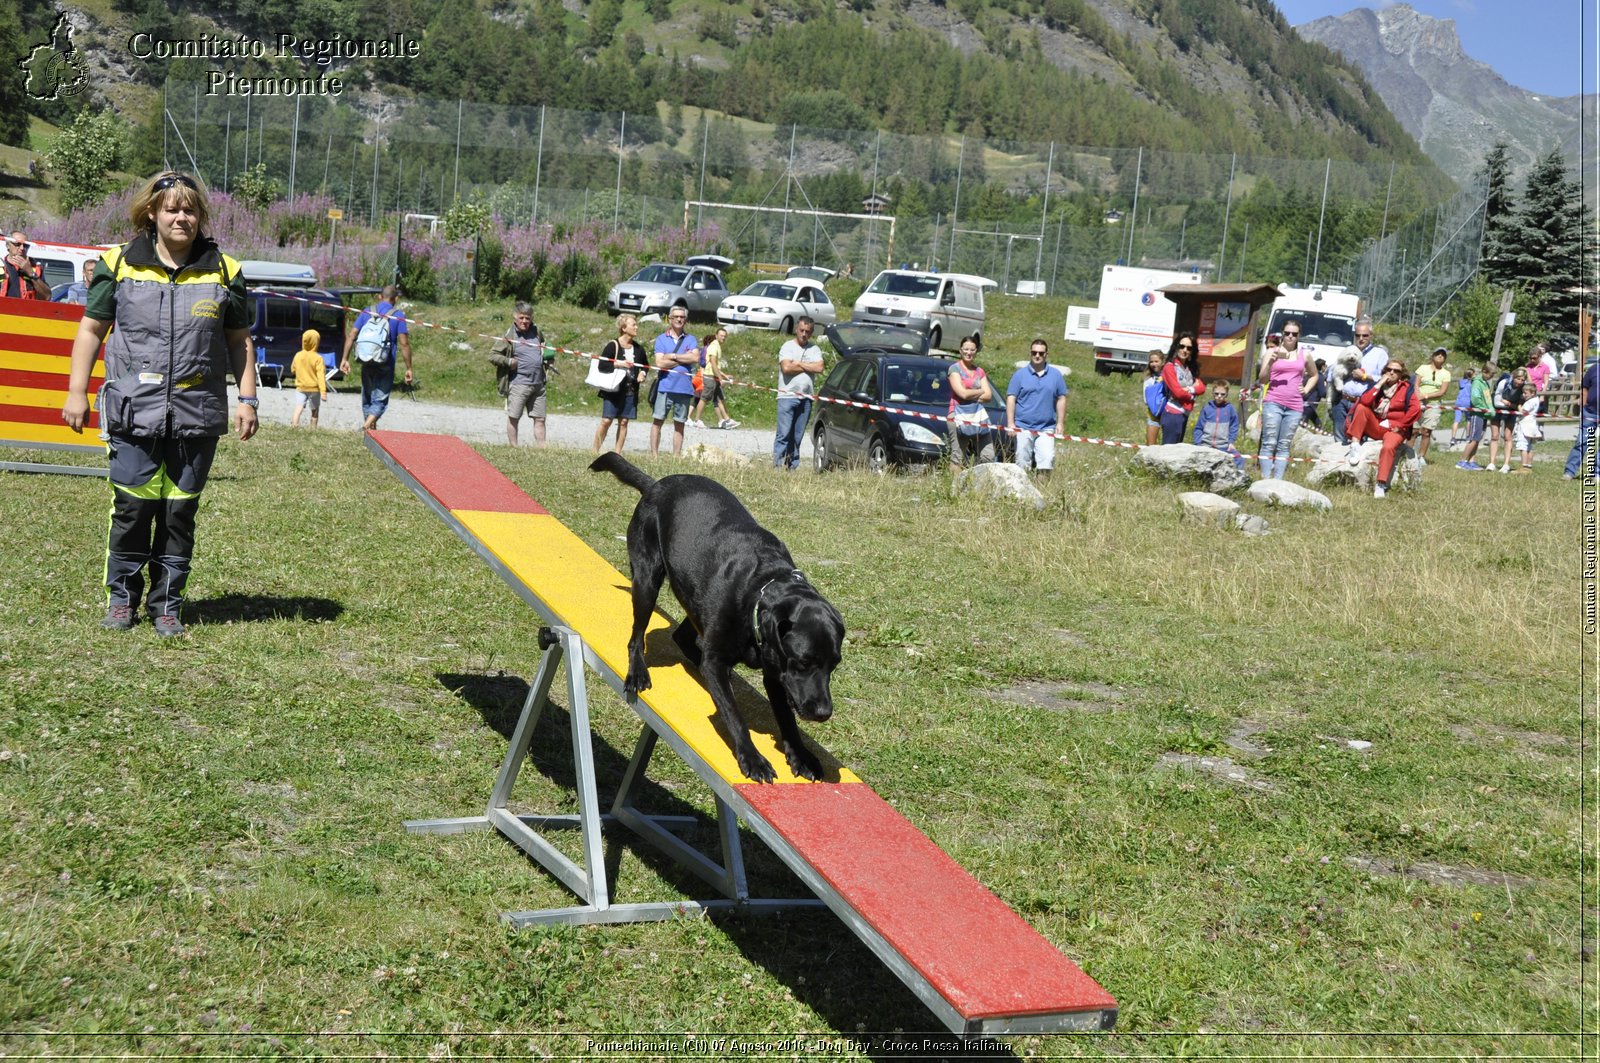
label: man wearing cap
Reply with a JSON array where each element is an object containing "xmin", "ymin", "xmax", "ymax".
[{"xmin": 1414, "ymin": 346, "xmax": 1451, "ymax": 465}]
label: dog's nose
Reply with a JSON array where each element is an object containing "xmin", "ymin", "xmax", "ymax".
[{"xmin": 805, "ymin": 703, "xmax": 833, "ymax": 722}]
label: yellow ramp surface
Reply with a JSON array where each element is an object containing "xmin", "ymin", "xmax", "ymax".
[{"xmin": 366, "ymin": 434, "xmax": 855, "ymax": 788}]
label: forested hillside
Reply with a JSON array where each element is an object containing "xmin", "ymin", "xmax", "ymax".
[{"xmin": 9, "ymin": 0, "xmax": 1438, "ymax": 169}]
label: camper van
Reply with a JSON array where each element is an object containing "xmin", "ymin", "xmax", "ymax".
[
  {"xmin": 1259, "ymin": 285, "xmax": 1366, "ymax": 367},
  {"xmin": 851, "ymin": 270, "xmax": 985, "ymax": 351},
  {"xmin": 1087, "ymin": 264, "xmax": 1205, "ymax": 374}
]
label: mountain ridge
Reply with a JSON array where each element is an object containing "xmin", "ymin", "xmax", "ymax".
[{"xmin": 1294, "ymin": 3, "xmax": 1581, "ymax": 186}]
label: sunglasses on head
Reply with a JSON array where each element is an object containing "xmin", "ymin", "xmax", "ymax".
[{"xmin": 153, "ymin": 173, "xmax": 199, "ymax": 192}]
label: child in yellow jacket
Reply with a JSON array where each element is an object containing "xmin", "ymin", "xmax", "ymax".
[{"xmin": 291, "ymin": 329, "xmax": 328, "ymax": 428}]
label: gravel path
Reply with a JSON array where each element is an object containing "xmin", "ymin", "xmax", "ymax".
[{"xmin": 251, "ymin": 382, "xmax": 807, "ymax": 462}]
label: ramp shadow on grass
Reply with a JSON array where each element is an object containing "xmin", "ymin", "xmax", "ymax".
[{"xmin": 437, "ymin": 669, "xmax": 1006, "ymax": 1058}]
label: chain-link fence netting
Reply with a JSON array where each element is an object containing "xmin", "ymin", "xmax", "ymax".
[{"xmin": 152, "ymin": 80, "xmax": 1466, "ymax": 308}]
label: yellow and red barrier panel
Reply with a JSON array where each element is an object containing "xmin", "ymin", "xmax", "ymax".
[{"xmin": 0, "ymin": 296, "xmax": 100, "ymax": 452}]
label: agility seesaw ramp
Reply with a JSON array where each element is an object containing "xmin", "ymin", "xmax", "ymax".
[{"xmin": 366, "ymin": 430, "xmax": 1116, "ymax": 1036}]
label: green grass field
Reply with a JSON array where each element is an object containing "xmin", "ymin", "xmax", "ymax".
[{"xmin": 0, "ymin": 346, "xmax": 1589, "ymax": 1057}]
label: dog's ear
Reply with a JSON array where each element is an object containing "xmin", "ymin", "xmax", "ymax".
[{"xmin": 758, "ymin": 595, "xmax": 786, "ymax": 651}]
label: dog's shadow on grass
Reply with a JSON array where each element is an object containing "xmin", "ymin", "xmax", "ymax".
[
  {"xmin": 185, "ymin": 593, "xmax": 343, "ymax": 625},
  {"xmin": 437, "ymin": 667, "xmax": 1018, "ymax": 1061}
]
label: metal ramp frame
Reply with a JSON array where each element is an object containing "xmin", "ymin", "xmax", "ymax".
[{"xmin": 404, "ymin": 622, "xmax": 825, "ymax": 927}]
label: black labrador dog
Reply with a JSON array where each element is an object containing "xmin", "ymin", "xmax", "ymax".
[{"xmin": 590, "ymin": 452, "xmax": 844, "ymax": 783}]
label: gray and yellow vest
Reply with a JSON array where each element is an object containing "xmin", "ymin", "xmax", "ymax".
[{"xmin": 95, "ymin": 234, "xmax": 243, "ymax": 438}]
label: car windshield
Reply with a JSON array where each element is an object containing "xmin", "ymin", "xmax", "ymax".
[
  {"xmin": 883, "ymin": 362, "xmax": 953, "ymax": 406},
  {"xmin": 866, "ymin": 273, "xmax": 940, "ymax": 298},
  {"xmin": 1271, "ymin": 310, "xmax": 1355, "ymax": 346},
  {"xmin": 629, "ymin": 264, "xmax": 688, "ymax": 285},
  {"xmin": 741, "ymin": 282, "xmax": 797, "ymax": 300}
]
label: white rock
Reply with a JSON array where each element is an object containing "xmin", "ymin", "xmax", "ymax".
[
  {"xmin": 954, "ymin": 462, "xmax": 1047, "ymax": 510},
  {"xmin": 1347, "ymin": 740, "xmax": 1373, "ymax": 751},
  {"xmin": 1248, "ymin": 478, "xmax": 1333, "ymax": 510},
  {"xmin": 1305, "ymin": 439, "xmax": 1421, "ymax": 491},
  {"xmin": 1235, "ymin": 513, "xmax": 1271, "ymax": 536},
  {"xmin": 1179, "ymin": 491, "xmax": 1241, "ymax": 527},
  {"xmin": 1134, "ymin": 443, "xmax": 1249, "ymax": 494},
  {"xmin": 685, "ymin": 443, "xmax": 755, "ymax": 467}
]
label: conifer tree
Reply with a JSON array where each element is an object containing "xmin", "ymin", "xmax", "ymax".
[
  {"xmin": 1477, "ymin": 142, "xmax": 1518, "ymax": 289},
  {"xmin": 1505, "ymin": 149, "xmax": 1582, "ymax": 335}
]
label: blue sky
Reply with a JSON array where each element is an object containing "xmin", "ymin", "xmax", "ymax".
[{"xmin": 1273, "ymin": 0, "xmax": 1592, "ymax": 98}]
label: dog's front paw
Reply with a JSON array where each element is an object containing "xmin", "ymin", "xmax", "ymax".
[
  {"xmin": 623, "ymin": 667, "xmax": 652, "ymax": 699},
  {"xmin": 784, "ymin": 742, "xmax": 823, "ymax": 782},
  {"xmin": 736, "ymin": 744, "xmax": 778, "ymax": 784}
]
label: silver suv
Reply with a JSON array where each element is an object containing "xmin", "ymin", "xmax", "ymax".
[{"xmin": 607, "ymin": 254, "xmax": 732, "ymax": 318}]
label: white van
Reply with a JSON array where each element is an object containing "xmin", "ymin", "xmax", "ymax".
[
  {"xmin": 851, "ymin": 270, "xmax": 985, "ymax": 351},
  {"xmin": 1260, "ymin": 285, "xmax": 1366, "ymax": 367}
]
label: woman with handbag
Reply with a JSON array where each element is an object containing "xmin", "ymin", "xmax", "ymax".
[
  {"xmin": 590, "ymin": 314, "xmax": 646, "ymax": 453},
  {"xmin": 947, "ymin": 334, "xmax": 995, "ymax": 466}
]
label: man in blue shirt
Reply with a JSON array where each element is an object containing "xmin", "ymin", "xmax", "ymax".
[
  {"xmin": 339, "ymin": 284, "xmax": 414, "ymax": 431},
  {"xmin": 1005, "ymin": 338, "xmax": 1068, "ymax": 481},
  {"xmin": 1564, "ymin": 358, "xmax": 1600, "ymax": 480},
  {"xmin": 650, "ymin": 306, "xmax": 700, "ymax": 456},
  {"xmin": 52, "ymin": 260, "xmax": 94, "ymax": 305}
]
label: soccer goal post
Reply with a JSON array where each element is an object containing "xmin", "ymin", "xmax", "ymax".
[{"xmin": 685, "ymin": 200, "xmax": 896, "ymax": 276}]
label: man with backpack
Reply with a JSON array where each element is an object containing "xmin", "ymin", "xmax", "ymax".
[{"xmin": 339, "ymin": 284, "xmax": 414, "ymax": 431}]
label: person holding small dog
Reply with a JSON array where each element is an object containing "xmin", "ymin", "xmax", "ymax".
[
  {"xmin": 290, "ymin": 329, "xmax": 327, "ymax": 429},
  {"xmin": 591, "ymin": 314, "xmax": 646, "ymax": 453}
]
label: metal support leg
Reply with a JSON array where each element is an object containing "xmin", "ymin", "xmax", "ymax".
[{"xmin": 406, "ymin": 625, "xmax": 822, "ymax": 927}]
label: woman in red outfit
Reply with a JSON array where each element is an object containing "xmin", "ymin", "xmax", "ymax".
[
  {"xmin": 1158, "ymin": 331, "xmax": 1206, "ymax": 444},
  {"xmin": 1343, "ymin": 355, "xmax": 1420, "ymax": 498}
]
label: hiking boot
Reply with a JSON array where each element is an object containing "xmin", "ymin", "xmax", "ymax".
[
  {"xmin": 152, "ymin": 614, "xmax": 186, "ymax": 638},
  {"xmin": 101, "ymin": 603, "xmax": 136, "ymax": 630}
]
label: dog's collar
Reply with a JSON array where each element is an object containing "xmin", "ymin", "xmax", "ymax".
[{"xmin": 752, "ymin": 569, "xmax": 807, "ymax": 645}]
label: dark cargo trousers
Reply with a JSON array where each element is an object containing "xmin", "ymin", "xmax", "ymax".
[{"xmin": 104, "ymin": 434, "xmax": 219, "ymax": 619}]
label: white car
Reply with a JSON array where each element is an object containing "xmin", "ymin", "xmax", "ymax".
[{"xmin": 716, "ymin": 280, "xmax": 837, "ymax": 333}]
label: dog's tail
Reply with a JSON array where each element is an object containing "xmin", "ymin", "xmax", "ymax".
[{"xmin": 588, "ymin": 451, "xmax": 657, "ymax": 495}]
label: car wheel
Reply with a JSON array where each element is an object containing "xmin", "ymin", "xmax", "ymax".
[
  {"xmin": 866, "ymin": 435, "xmax": 890, "ymax": 475},
  {"xmin": 814, "ymin": 423, "xmax": 831, "ymax": 472},
  {"xmin": 781, "ymin": 316, "xmax": 793, "ymax": 335},
  {"xmin": 1094, "ymin": 361, "xmax": 1112, "ymax": 376},
  {"xmin": 928, "ymin": 325, "xmax": 942, "ymax": 351}
]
